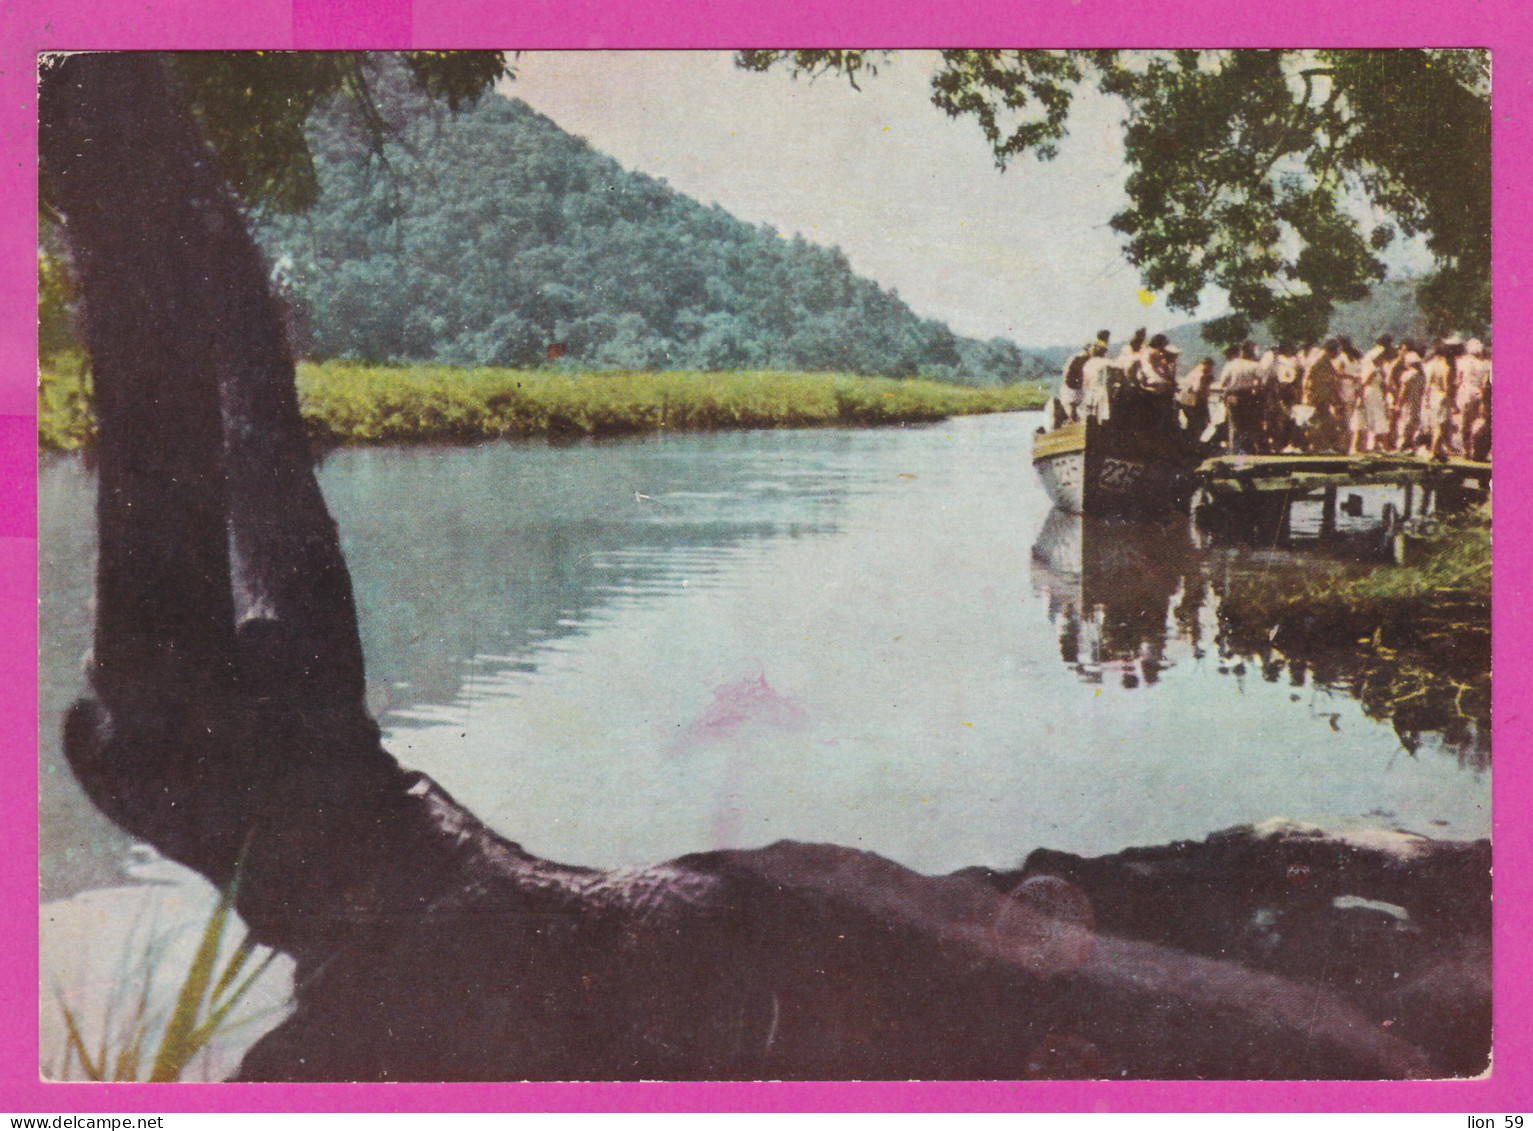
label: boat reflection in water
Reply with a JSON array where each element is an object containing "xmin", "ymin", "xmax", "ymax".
[
  {"xmin": 1029, "ymin": 507, "xmax": 1207, "ymax": 689},
  {"xmin": 1029, "ymin": 505, "xmax": 1490, "ymax": 766}
]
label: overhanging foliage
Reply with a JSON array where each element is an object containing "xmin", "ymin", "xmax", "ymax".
[{"xmin": 739, "ymin": 49, "xmax": 1491, "ymax": 344}]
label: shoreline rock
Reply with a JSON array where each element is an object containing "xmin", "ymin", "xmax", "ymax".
[{"xmin": 960, "ymin": 820, "xmax": 1491, "ymax": 1078}]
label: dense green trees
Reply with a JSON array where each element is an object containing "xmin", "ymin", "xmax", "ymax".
[
  {"xmin": 40, "ymin": 51, "xmax": 508, "ymax": 219},
  {"xmin": 740, "ymin": 49, "xmax": 1491, "ymax": 345},
  {"xmin": 251, "ymin": 59, "xmax": 1042, "ymax": 384},
  {"xmin": 46, "ymin": 50, "xmax": 1487, "ymax": 377},
  {"xmin": 39, "ymin": 51, "xmax": 509, "ymax": 363}
]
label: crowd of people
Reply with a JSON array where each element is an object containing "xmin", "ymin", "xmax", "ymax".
[{"xmin": 1051, "ymin": 327, "xmax": 1492, "ymax": 462}]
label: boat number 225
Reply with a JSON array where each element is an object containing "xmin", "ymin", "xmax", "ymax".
[{"xmin": 1100, "ymin": 458, "xmax": 1145, "ymax": 491}]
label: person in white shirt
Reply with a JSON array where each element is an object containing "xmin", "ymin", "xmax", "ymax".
[{"xmin": 1216, "ymin": 341, "xmax": 1265, "ymax": 454}]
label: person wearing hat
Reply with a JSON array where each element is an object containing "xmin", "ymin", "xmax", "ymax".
[
  {"xmin": 1176, "ymin": 356, "xmax": 1217, "ymax": 441},
  {"xmin": 1391, "ymin": 340, "xmax": 1428, "ymax": 454},
  {"xmin": 1350, "ymin": 335, "xmax": 1397, "ymax": 454},
  {"xmin": 1457, "ymin": 338, "xmax": 1491, "ymax": 461},
  {"xmin": 1080, "ymin": 333, "xmax": 1124, "ymax": 423},
  {"xmin": 1260, "ymin": 340, "xmax": 1304, "ymax": 451},
  {"xmin": 1216, "ymin": 340, "xmax": 1265, "ymax": 455},
  {"xmin": 1424, "ymin": 337, "xmax": 1466, "ymax": 459}
]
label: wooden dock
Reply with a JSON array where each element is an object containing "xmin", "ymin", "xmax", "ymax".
[{"xmin": 1192, "ymin": 453, "xmax": 1490, "ymax": 555}]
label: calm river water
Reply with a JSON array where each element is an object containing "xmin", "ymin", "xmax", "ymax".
[
  {"xmin": 37, "ymin": 410, "xmax": 1492, "ymax": 1076},
  {"xmin": 40, "ymin": 411, "xmax": 1490, "ymax": 902}
]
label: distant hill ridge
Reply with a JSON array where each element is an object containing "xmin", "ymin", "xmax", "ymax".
[
  {"xmin": 1031, "ymin": 278, "xmax": 1432, "ymax": 370},
  {"xmin": 254, "ymin": 60, "xmax": 1052, "ymax": 386}
]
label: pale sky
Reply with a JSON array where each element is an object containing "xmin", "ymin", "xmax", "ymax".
[{"xmin": 501, "ymin": 51, "xmax": 1430, "ymax": 350}]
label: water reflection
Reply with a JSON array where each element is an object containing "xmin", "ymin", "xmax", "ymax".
[
  {"xmin": 39, "ymin": 415, "xmax": 1491, "ymax": 1080},
  {"xmin": 39, "ymin": 455, "xmax": 133, "ymax": 900},
  {"xmin": 1030, "ymin": 509, "xmax": 1207, "ymax": 689},
  {"xmin": 42, "ymin": 417, "xmax": 1490, "ymax": 900},
  {"xmin": 1215, "ymin": 590, "xmax": 1491, "ymax": 770},
  {"xmin": 39, "ymin": 431, "xmax": 887, "ymax": 897},
  {"xmin": 1029, "ymin": 505, "xmax": 1489, "ymax": 765},
  {"xmin": 320, "ymin": 431, "xmax": 882, "ymax": 720}
]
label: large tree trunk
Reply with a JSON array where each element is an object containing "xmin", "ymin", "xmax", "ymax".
[
  {"xmin": 39, "ymin": 52, "xmax": 1484, "ymax": 1082},
  {"xmin": 44, "ymin": 51, "xmax": 406, "ymax": 950}
]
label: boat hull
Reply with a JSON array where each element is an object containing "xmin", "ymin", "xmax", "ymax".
[{"xmin": 1032, "ymin": 418, "xmax": 1194, "ymax": 516}]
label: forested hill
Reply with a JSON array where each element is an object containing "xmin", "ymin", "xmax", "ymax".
[{"xmin": 253, "ymin": 63, "xmax": 1046, "ymax": 385}]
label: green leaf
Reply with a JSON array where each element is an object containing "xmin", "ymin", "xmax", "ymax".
[
  {"xmin": 184, "ymin": 951, "xmax": 280, "ymax": 1060},
  {"xmin": 147, "ymin": 884, "xmax": 235, "ymax": 1082},
  {"xmin": 55, "ymin": 994, "xmax": 104, "ymax": 1082},
  {"xmin": 208, "ymin": 935, "xmax": 256, "ymax": 1006},
  {"xmin": 112, "ymin": 1021, "xmax": 147, "ymax": 1082}
]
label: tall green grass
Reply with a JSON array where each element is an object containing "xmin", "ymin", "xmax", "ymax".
[
  {"xmin": 50, "ymin": 873, "xmax": 282, "ymax": 1082},
  {"xmin": 297, "ymin": 364, "xmax": 1046, "ymax": 446},
  {"xmin": 38, "ymin": 360, "xmax": 1048, "ymax": 452}
]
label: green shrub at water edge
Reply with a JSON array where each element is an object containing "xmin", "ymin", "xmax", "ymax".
[
  {"xmin": 1224, "ymin": 505, "xmax": 1490, "ymax": 616},
  {"xmin": 1217, "ymin": 506, "xmax": 1491, "ymax": 758}
]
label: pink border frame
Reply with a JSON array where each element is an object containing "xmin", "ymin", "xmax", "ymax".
[{"xmin": 8, "ymin": 0, "xmax": 1528, "ymax": 1112}]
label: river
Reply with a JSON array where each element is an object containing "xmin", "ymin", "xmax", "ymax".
[{"xmin": 37, "ymin": 411, "xmax": 1490, "ymax": 1075}]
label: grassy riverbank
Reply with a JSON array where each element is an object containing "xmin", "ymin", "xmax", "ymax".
[
  {"xmin": 1218, "ymin": 506, "xmax": 1491, "ymax": 761},
  {"xmin": 37, "ymin": 357, "xmax": 1049, "ymax": 452},
  {"xmin": 1224, "ymin": 507, "xmax": 1489, "ymax": 614}
]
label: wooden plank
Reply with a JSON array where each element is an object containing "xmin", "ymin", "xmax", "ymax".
[
  {"xmin": 1196, "ymin": 453, "xmax": 1492, "ymax": 495},
  {"xmin": 1197, "ymin": 454, "xmax": 1490, "ymax": 476},
  {"xmin": 1030, "ymin": 422, "xmax": 1086, "ymax": 460}
]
